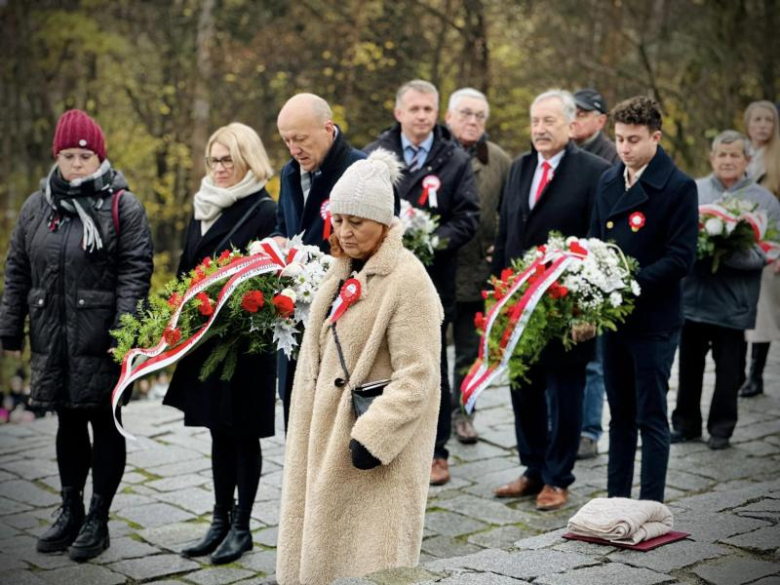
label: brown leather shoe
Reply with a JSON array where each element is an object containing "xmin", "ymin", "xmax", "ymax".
[
  {"xmin": 535, "ymin": 485, "xmax": 568, "ymax": 511},
  {"xmin": 453, "ymin": 414, "xmax": 479, "ymax": 444},
  {"xmin": 493, "ymin": 475, "xmax": 542, "ymax": 498},
  {"xmin": 430, "ymin": 458, "xmax": 450, "ymax": 486}
]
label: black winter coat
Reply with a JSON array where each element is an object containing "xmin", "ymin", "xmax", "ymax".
[
  {"xmin": 0, "ymin": 173, "xmax": 153, "ymax": 408},
  {"xmin": 589, "ymin": 146, "xmax": 699, "ymax": 333},
  {"xmin": 273, "ymin": 128, "xmax": 366, "ymax": 252},
  {"xmin": 164, "ymin": 189, "xmax": 278, "ymax": 438},
  {"xmin": 365, "ymin": 124, "xmax": 479, "ymax": 318},
  {"xmin": 493, "ymin": 141, "xmax": 610, "ymax": 365}
]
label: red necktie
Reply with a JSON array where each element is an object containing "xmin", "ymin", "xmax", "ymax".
[{"xmin": 535, "ymin": 161, "xmax": 552, "ymax": 202}]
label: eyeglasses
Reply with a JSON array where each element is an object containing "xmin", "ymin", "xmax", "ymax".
[
  {"xmin": 205, "ymin": 156, "xmax": 234, "ymax": 170},
  {"xmin": 457, "ymin": 109, "xmax": 487, "ymax": 121},
  {"xmin": 57, "ymin": 152, "xmax": 96, "ymax": 165}
]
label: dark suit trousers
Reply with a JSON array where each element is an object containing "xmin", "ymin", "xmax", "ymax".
[
  {"xmin": 603, "ymin": 329, "xmax": 679, "ymax": 502},
  {"xmin": 510, "ymin": 363, "xmax": 585, "ymax": 488},
  {"xmin": 673, "ymin": 320, "xmax": 744, "ymax": 440},
  {"xmin": 434, "ymin": 322, "xmax": 452, "ymax": 460}
]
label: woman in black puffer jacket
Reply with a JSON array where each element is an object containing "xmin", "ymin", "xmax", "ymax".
[{"xmin": 0, "ymin": 109, "xmax": 153, "ymax": 561}]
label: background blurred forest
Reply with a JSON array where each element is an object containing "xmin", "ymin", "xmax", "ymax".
[{"xmin": 0, "ymin": 0, "xmax": 777, "ymax": 289}]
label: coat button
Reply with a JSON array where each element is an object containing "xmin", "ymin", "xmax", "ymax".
[
  {"xmin": 606, "ymin": 221, "xmax": 614, "ymax": 229},
  {"xmin": 38, "ymin": 299, "xmax": 44, "ymax": 306},
  {"xmin": 334, "ymin": 378, "xmax": 346, "ymax": 388},
  {"xmin": 78, "ymin": 299, "xmax": 85, "ymax": 306}
]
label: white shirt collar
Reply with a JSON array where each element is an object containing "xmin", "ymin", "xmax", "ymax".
[
  {"xmin": 624, "ymin": 163, "xmax": 649, "ymax": 190},
  {"xmin": 537, "ymin": 149, "xmax": 566, "ymax": 171}
]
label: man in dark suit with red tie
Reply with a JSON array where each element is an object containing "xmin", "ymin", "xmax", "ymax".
[{"xmin": 492, "ymin": 90, "xmax": 610, "ymax": 511}]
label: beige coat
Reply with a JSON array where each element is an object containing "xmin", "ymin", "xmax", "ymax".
[
  {"xmin": 276, "ymin": 222, "xmax": 443, "ymax": 585},
  {"xmin": 746, "ymin": 266, "xmax": 780, "ymax": 342}
]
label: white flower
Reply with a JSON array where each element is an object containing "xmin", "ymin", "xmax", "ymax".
[
  {"xmin": 609, "ymin": 292, "xmax": 623, "ymax": 307},
  {"xmin": 630, "ymin": 280, "xmax": 641, "ymax": 297},
  {"xmin": 704, "ymin": 217, "xmax": 724, "ymax": 236},
  {"xmin": 280, "ymin": 288, "xmax": 297, "ymax": 302},
  {"xmin": 247, "ymin": 240, "xmax": 265, "ymax": 256},
  {"xmin": 280, "ymin": 262, "xmax": 304, "ymax": 278}
]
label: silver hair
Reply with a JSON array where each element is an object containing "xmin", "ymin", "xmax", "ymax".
[
  {"xmin": 712, "ymin": 129, "xmax": 752, "ymax": 157},
  {"xmin": 531, "ymin": 89, "xmax": 576, "ymax": 123},
  {"xmin": 395, "ymin": 79, "xmax": 439, "ymax": 109},
  {"xmin": 448, "ymin": 88, "xmax": 490, "ymax": 119}
]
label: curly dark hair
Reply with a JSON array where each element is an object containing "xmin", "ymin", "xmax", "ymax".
[{"xmin": 611, "ymin": 96, "xmax": 663, "ymax": 132}]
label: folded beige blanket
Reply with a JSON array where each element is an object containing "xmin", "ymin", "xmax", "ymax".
[{"xmin": 567, "ymin": 497, "xmax": 673, "ymax": 545}]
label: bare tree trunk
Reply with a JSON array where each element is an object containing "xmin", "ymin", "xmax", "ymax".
[{"xmin": 190, "ymin": 0, "xmax": 216, "ymax": 189}]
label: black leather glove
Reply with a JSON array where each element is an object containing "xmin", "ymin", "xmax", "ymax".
[{"xmin": 349, "ymin": 439, "xmax": 381, "ymax": 470}]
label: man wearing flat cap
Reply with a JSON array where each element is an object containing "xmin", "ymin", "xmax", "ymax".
[
  {"xmin": 573, "ymin": 88, "xmax": 619, "ymax": 165},
  {"xmin": 571, "ymin": 87, "xmax": 618, "ymax": 462}
]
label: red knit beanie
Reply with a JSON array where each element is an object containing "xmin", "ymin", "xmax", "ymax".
[{"xmin": 52, "ymin": 109, "xmax": 107, "ymax": 161}]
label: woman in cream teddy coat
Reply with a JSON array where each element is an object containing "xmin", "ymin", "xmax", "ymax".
[{"xmin": 276, "ymin": 150, "xmax": 443, "ymax": 584}]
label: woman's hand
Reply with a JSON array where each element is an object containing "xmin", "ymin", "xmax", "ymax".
[
  {"xmin": 349, "ymin": 439, "xmax": 381, "ymax": 470},
  {"xmin": 2, "ymin": 350, "xmax": 21, "ymax": 358}
]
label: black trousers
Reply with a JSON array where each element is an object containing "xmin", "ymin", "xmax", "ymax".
[
  {"xmin": 211, "ymin": 430, "xmax": 262, "ymax": 509},
  {"xmin": 279, "ymin": 353, "xmax": 296, "ymax": 433},
  {"xmin": 511, "ymin": 363, "xmax": 585, "ymax": 488},
  {"xmin": 603, "ymin": 328, "xmax": 679, "ymax": 502},
  {"xmin": 451, "ymin": 300, "xmax": 483, "ymax": 413},
  {"xmin": 56, "ymin": 407, "xmax": 126, "ymax": 501},
  {"xmin": 434, "ymin": 322, "xmax": 452, "ymax": 460},
  {"xmin": 673, "ymin": 320, "xmax": 744, "ymax": 440}
]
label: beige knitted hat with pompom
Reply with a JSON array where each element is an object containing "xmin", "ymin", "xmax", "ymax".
[{"xmin": 329, "ymin": 148, "xmax": 402, "ymax": 226}]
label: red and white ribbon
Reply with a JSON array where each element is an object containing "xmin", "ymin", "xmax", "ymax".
[
  {"xmin": 111, "ymin": 238, "xmax": 292, "ymax": 440},
  {"xmin": 699, "ymin": 203, "xmax": 775, "ymax": 262},
  {"xmin": 321, "ymin": 199, "xmax": 332, "ymax": 240},
  {"xmin": 329, "ymin": 278, "xmax": 362, "ymax": 323},
  {"xmin": 460, "ymin": 250, "xmax": 579, "ymax": 414},
  {"xmin": 419, "ymin": 175, "xmax": 440, "ymax": 208}
]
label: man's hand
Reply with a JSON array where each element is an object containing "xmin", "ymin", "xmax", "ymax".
[
  {"xmin": 272, "ymin": 236, "xmax": 288, "ymax": 248},
  {"xmin": 571, "ymin": 322, "xmax": 597, "ymax": 343},
  {"xmin": 1, "ymin": 350, "xmax": 21, "ymax": 358}
]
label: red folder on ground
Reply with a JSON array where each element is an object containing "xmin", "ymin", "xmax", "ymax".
[{"xmin": 562, "ymin": 530, "xmax": 691, "ymax": 551}]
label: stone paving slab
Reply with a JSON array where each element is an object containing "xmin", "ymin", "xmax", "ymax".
[
  {"xmin": 37, "ymin": 564, "xmax": 126, "ymax": 585},
  {"xmin": 720, "ymin": 524, "xmax": 780, "ymax": 552},
  {"xmin": 609, "ymin": 539, "xmax": 729, "ymax": 571},
  {"xmin": 108, "ymin": 553, "xmax": 200, "ymax": 580},
  {"xmin": 533, "ymin": 562, "xmax": 676, "ymax": 585},
  {"xmin": 693, "ymin": 557, "xmax": 780, "ymax": 585},
  {"xmin": 183, "ymin": 567, "xmax": 256, "ymax": 585}
]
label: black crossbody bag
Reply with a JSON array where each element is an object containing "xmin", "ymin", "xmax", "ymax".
[{"xmin": 330, "ymin": 318, "xmax": 389, "ymax": 418}]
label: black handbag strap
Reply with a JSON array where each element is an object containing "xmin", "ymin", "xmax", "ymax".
[
  {"xmin": 214, "ymin": 195, "xmax": 273, "ymax": 254},
  {"xmin": 331, "ymin": 322, "xmax": 351, "ymax": 386}
]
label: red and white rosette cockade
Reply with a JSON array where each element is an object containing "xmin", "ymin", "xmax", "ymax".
[
  {"xmin": 321, "ymin": 199, "xmax": 332, "ymax": 240},
  {"xmin": 329, "ymin": 278, "xmax": 362, "ymax": 323},
  {"xmin": 418, "ymin": 175, "xmax": 441, "ymax": 208},
  {"xmin": 110, "ymin": 239, "xmax": 296, "ymax": 440}
]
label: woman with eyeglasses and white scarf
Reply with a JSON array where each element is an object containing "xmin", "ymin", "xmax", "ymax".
[
  {"xmin": 0, "ymin": 109, "xmax": 153, "ymax": 561},
  {"xmin": 163, "ymin": 122, "xmax": 278, "ymax": 565}
]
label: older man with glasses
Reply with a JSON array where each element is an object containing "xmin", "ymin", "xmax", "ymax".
[{"xmin": 444, "ymin": 88, "xmax": 511, "ymax": 444}]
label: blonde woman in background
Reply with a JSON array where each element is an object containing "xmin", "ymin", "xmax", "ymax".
[{"xmin": 741, "ymin": 101, "xmax": 780, "ymax": 397}]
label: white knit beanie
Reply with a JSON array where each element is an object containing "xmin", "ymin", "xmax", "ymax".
[{"xmin": 329, "ymin": 148, "xmax": 402, "ymax": 226}]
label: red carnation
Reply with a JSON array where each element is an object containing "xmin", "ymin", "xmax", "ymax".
[
  {"xmin": 201, "ymin": 256, "xmax": 212, "ymax": 268},
  {"xmin": 218, "ymin": 250, "xmax": 231, "ymax": 265},
  {"xmin": 474, "ymin": 311, "xmax": 486, "ymax": 330},
  {"xmin": 241, "ymin": 290, "xmax": 265, "ymax": 313},
  {"xmin": 481, "ymin": 290, "xmax": 490, "ymax": 300},
  {"xmin": 191, "ymin": 266, "xmax": 206, "ymax": 285},
  {"xmin": 163, "ymin": 326, "xmax": 181, "ymax": 346},
  {"xmin": 197, "ymin": 292, "xmax": 214, "ymax": 316},
  {"xmin": 167, "ymin": 292, "xmax": 181, "ymax": 309},
  {"xmin": 272, "ymin": 294, "xmax": 295, "ymax": 318},
  {"xmin": 548, "ymin": 283, "xmax": 569, "ymax": 299},
  {"xmin": 500, "ymin": 268, "xmax": 514, "ymax": 284}
]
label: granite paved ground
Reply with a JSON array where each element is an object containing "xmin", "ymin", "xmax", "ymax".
[{"xmin": 1, "ymin": 344, "xmax": 779, "ymax": 585}]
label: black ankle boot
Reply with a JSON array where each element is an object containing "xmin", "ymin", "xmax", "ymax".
[
  {"xmin": 211, "ymin": 505, "xmax": 252, "ymax": 564},
  {"xmin": 37, "ymin": 487, "xmax": 84, "ymax": 553},
  {"xmin": 69, "ymin": 494, "xmax": 111, "ymax": 562},
  {"xmin": 182, "ymin": 504, "xmax": 232, "ymax": 557},
  {"xmin": 740, "ymin": 342, "xmax": 770, "ymax": 398}
]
